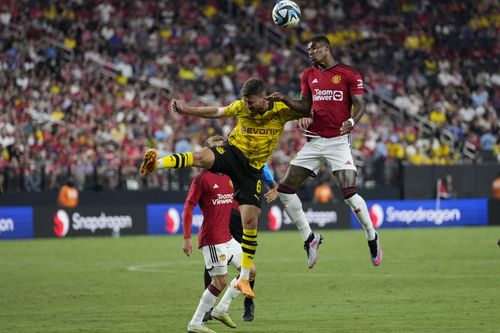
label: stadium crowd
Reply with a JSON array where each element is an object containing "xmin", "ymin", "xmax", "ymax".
[{"xmin": 0, "ymin": 0, "xmax": 498, "ymax": 194}]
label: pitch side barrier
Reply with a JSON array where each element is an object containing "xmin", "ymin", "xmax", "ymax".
[
  {"xmin": 34, "ymin": 205, "xmax": 147, "ymax": 238},
  {"xmin": 403, "ymin": 164, "xmax": 499, "ymax": 199},
  {"xmin": 1, "ymin": 199, "xmax": 498, "ymax": 240},
  {"xmin": 0, "ymin": 206, "xmax": 33, "ymax": 240},
  {"xmin": 146, "ymin": 202, "xmax": 352, "ymax": 236},
  {"xmin": 352, "ymin": 199, "xmax": 489, "ymax": 229},
  {"xmin": 489, "ymin": 200, "xmax": 500, "ymax": 226}
]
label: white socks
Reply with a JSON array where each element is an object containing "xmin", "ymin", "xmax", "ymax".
[
  {"xmin": 278, "ymin": 192, "xmax": 312, "ymax": 241},
  {"xmin": 240, "ymin": 267, "xmax": 251, "ymax": 280},
  {"xmin": 190, "ymin": 286, "xmax": 219, "ymax": 325},
  {"xmin": 345, "ymin": 194, "xmax": 376, "ymax": 240},
  {"xmin": 278, "ymin": 190, "xmax": 376, "ymax": 242},
  {"xmin": 214, "ymin": 277, "xmax": 240, "ymax": 314}
]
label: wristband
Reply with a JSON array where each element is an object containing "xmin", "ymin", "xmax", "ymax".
[{"xmin": 347, "ymin": 118, "xmax": 355, "ymax": 127}]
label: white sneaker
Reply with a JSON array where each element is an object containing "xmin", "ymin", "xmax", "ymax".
[
  {"xmin": 304, "ymin": 233, "xmax": 323, "ymax": 269},
  {"xmin": 211, "ymin": 309, "xmax": 237, "ymax": 328},
  {"xmin": 187, "ymin": 322, "xmax": 217, "ymax": 333}
]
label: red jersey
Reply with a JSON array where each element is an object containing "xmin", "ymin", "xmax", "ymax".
[
  {"xmin": 300, "ymin": 63, "xmax": 364, "ymax": 138},
  {"xmin": 182, "ymin": 170, "xmax": 235, "ymax": 247}
]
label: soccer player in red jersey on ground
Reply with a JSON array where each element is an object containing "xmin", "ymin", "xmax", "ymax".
[
  {"xmin": 182, "ymin": 136, "xmax": 278, "ymax": 331},
  {"xmin": 182, "ymin": 135, "xmax": 278, "ymax": 333},
  {"xmin": 267, "ymin": 35, "xmax": 382, "ymax": 268}
]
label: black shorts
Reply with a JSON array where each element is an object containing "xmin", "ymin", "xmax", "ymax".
[{"xmin": 209, "ymin": 143, "xmax": 263, "ymax": 208}]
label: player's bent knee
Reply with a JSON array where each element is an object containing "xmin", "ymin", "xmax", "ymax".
[
  {"xmin": 211, "ymin": 274, "xmax": 228, "ymax": 290},
  {"xmin": 277, "ymin": 184, "xmax": 296, "ymax": 194},
  {"xmin": 194, "ymin": 149, "xmax": 214, "ymax": 168},
  {"xmin": 242, "ymin": 215, "xmax": 259, "ymax": 229},
  {"xmin": 341, "ymin": 186, "xmax": 357, "ymax": 200}
]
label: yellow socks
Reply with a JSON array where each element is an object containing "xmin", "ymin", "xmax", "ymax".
[
  {"xmin": 157, "ymin": 152, "xmax": 193, "ymax": 169},
  {"xmin": 241, "ymin": 228, "xmax": 257, "ymax": 278}
]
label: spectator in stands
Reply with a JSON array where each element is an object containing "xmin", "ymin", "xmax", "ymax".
[
  {"xmin": 373, "ymin": 138, "xmax": 388, "ymax": 186},
  {"xmin": 0, "ymin": 0, "xmax": 498, "ymax": 194},
  {"xmin": 437, "ymin": 174, "xmax": 456, "ymax": 200},
  {"xmin": 480, "ymin": 129, "xmax": 497, "ymax": 162}
]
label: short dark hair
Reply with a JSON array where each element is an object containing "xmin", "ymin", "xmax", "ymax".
[
  {"xmin": 205, "ymin": 135, "xmax": 225, "ymax": 147},
  {"xmin": 308, "ymin": 35, "xmax": 331, "ymax": 48},
  {"xmin": 240, "ymin": 78, "xmax": 266, "ymax": 97}
]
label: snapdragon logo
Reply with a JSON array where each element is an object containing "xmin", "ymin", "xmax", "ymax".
[
  {"xmin": 369, "ymin": 204, "xmax": 384, "ymax": 228},
  {"xmin": 283, "ymin": 208, "xmax": 337, "ymax": 227},
  {"xmin": 53, "ymin": 210, "xmax": 133, "ymax": 237},
  {"xmin": 385, "ymin": 206, "xmax": 461, "ymax": 225},
  {"xmin": 72, "ymin": 212, "xmax": 132, "ymax": 232},
  {"xmin": 267, "ymin": 206, "xmax": 282, "ymax": 231},
  {"xmin": 0, "ymin": 218, "xmax": 14, "ymax": 235},
  {"xmin": 165, "ymin": 208, "xmax": 180, "ymax": 234},
  {"xmin": 54, "ymin": 210, "xmax": 70, "ymax": 237},
  {"xmin": 163, "ymin": 207, "xmax": 203, "ymax": 235}
]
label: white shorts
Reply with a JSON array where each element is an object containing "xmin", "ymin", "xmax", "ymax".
[
  {"xmin": 201, "ymin": 237, "xmax": 242, "ymax": 276},
  {"xmin": 290, "ymin": 135, "xmax": 357, "ymax": 175}
]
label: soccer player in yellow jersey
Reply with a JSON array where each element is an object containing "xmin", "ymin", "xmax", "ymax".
[{"xmin": 140, "ymin": 78, "xmax": 307, "ymax": 302}]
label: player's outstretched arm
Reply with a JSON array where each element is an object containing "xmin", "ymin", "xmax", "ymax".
[
  {"xmin": 171, "ymin": 99, "xmax": 226, "ymax": 119},
  {"xmin": 266, "ymin": 92, "xmax": 312, "ymax": 116}
]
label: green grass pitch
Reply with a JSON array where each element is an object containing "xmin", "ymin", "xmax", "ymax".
[{"xmin": 1, "ymin": 227, "xmax": 500, "ymax": 332}]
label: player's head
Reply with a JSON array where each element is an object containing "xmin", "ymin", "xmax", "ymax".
[
  {"xmin": 307, "ymin": 35, "xmax": 332, "ymax": 65},
  {"xmin": 205, "ymin": 135, "xmax": 225, "ymax": 148},
  {"xmin": 241, "ymin": 78, "xmax": 268, "ymax": 114}
]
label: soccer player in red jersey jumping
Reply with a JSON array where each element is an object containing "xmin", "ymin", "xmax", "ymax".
[{"xmin": 267, "ymin": 35, "xmax": 382, "ymax": 268}]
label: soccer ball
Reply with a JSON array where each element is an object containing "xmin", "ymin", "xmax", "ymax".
[{"xmin": 272, "ymin": 0, "xmax": 301, "ymax": 28}]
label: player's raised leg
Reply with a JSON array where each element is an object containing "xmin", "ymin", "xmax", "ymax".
[
  {"xmin": 278, "ymin": 164, "xmax": 323, "ymax": 269},
  {"xmin": 140, "ymin": 147, "xmax": 215, "ymax": 175},
  {"xmin": 335, "ymin": 169, "xmax": 382, "ymax": 266}
]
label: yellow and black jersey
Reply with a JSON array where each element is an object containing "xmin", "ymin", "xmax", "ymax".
[{"xmin": 224, "ymin": 99, "xmax": 304, "ymax": 170}]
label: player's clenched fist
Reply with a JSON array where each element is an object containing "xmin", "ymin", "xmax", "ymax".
[
  {"xmin": 171, "ymin": 99, "xmax": 184, "ymax": 114},
  {"xmin": 298, "ymin": 117, "xmax": 313, "ymax": 129}
]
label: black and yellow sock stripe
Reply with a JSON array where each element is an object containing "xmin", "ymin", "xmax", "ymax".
[
  {"xmin": 172, "ymin": 152, "xmax": 193, "ymax": 168},
  {"xmin": 241, "ymin": 229, "xmax": 258, "ymax": 269},
  {"xmin": 158, "ymin": 152, "xmax": 193, "ymax": 169}
]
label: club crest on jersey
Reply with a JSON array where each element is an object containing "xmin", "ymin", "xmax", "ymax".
[
  {"xmin": 332, "ymin": 75, "xmax": 342, "ymax": 84},
  {"xmin": 216, "ymin": 147, "xmax": 225, "ymax": 155}
]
